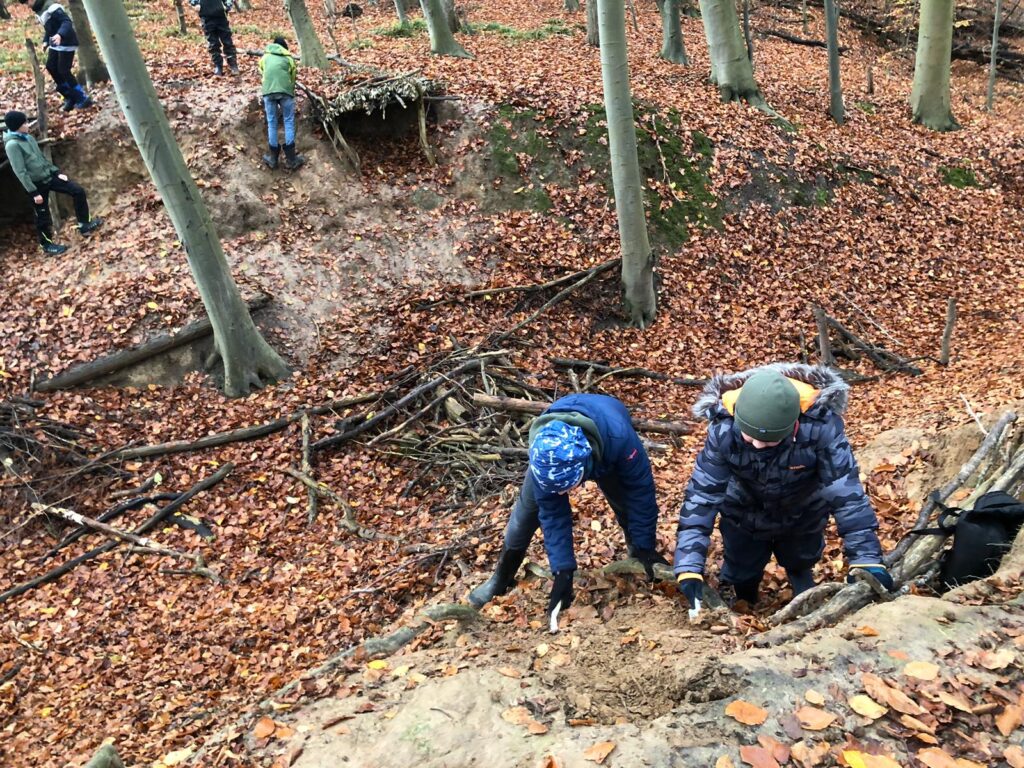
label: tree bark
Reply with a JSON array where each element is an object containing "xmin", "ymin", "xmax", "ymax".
[
  {"xmin": 698, "ymin": 0, "xmax": 770, "ymax": 109},
  {"xmin": 286, "ymin": 0, "xmax": 330, "ymax": 69},
  {"xmin": 442, "ymin": 0, "xmax": 460, "ymax": 32},
  {"xmin": 85, "ymin": 745, "xmax": 124, "ymax": 768},
  {"xmin": 824, "ymin": 0, "xmax": 845, "ymax": 123},
  {"xmin": 393, "ymin": 0, "xmax": 408, "ymax": 25},
  {"xmin": 81, "ymin": 0, "xmax": 289, "ymax": 398},
  {"xmin": 235, "ymin": 0, "xmax": 251, "ymax": 9},
  {"xmin": 586, "ymin": 0, "xmax": 600, "ymax": 46},
  {"xmin": 987, "ymin": 0, "xmax": 1004, "ymax": 110},
  {"xmin": 742, "ymin": 0, "xmax": 754, "ymax": 64},
  {"xmin": 660, "ymin": 0, "xmax": 689, "ymax": 64},
  {"xmin": 67, "ymin": 0, "xmax": 109, "ymax": 86},
  {"xmin": 174, "ymin": 0, "xmax": 188, "ymax": 34},
  {"xmin": 419, "ymin": 0, "xmax": 471, "ymax": 56},
  {"xmin": 596, "ymin": 0, "xmax": 657, "ymax": 328},
  {"xmin": 25, "ymin": 39, "xmax": 61, "ymax": 234},
  {"xmin": 0, "ymin": 0, "xmax": 10, "ymax": 20},
  {"xmin": 911, "ymin": 0, "xmax": 959, "ymax": 131},
  {"xmin": 565, "ymin": 0, "xmax": 580, "ymax": 10}
]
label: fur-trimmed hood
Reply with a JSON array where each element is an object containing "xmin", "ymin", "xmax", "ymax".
[{"xmin": 692, "ymin": 363, "xmax": 849, "ymax": 422}]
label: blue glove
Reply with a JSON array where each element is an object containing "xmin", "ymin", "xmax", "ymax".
[
  {"xmin": 847, "ymin": 564, "xmax": 894, "ymax": 592},
  {"xmin": 677, "ymin": 573, "xmax": 704, "ymax": 608},
  {"xmin": 547, "ymin": 570, "xmax": 575, "ymax": 614}
]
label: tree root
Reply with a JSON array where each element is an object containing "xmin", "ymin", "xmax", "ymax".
[
  {"xmin": 768, "ymin": 582, "xmax": 843, "ymax": 626},
  {"xmin": 283, "ymin": 467, "xmax": 396, "ymax": 540}
]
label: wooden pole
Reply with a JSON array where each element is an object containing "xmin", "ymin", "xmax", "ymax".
[{"xmin": 25, "ymin": 38, "xmax": 61, "ymax": 234}]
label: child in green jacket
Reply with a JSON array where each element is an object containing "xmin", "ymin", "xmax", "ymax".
[{"xmin": 259, "ymin": 37, "xmax": 304, "ymax": 171}]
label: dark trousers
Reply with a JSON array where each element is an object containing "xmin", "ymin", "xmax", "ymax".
[
  {"xmin": 201, "ymin": 16, "xmax": 236, "ymax": 67},
  {"xmin": 718, "ymin": 518, "xmax": 824, "ymax": 587},
  {"xmin": 45, "ymin": 49, "xmax": 80, "ymax": 94},
  {"xmin": 503, "ymin": 471, "xmax": 634, "ymax": 555},
  {"xmin": 33, "ymin": 173, "xmax": 90, "ymax": 244}
]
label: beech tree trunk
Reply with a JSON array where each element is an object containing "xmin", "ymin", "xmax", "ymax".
[
  {"xmin": 443, "ymin": 0, "xmax": 459, "ymax": 32},
  {"xmin": 235, "ymin": 0, "xmax": 251, "ymax": 9},
  {"xmin": 286, "ymin": 0, "xmax": 330, "ymax": 69},
  {"xmin": 986, "ymin": 0, "xmax": 1003, "ymax": 110},
  {"xmin": 586, "ymin": 0, "xmax": 599, "ymax": 46},
  {"xmin": 596, "ymin": 0, "xmax": 657, "ymax": 328},
  {"xmin": 419, "ymin": 0, "xmax": 471, "ymax": 57},
  {"xmin": 824, "ymin": 0, "xmax": 844, "ymax": 123},
  {"xmin": 81, "ymin": 0, "xmax": 289, "ymax": 398},
  {"xmin": 394, "ymin": 0, "xmax": 408, "ymax": 25},
  {"xmin": 659, "ymin": 0, "xmax": 689, "ymax": 64},
  {"xmin": 0, "ymin": 0, "xmax": 9, "ymax": 20},
  {"xmin": 910, "ymin": 0, "xmax": 958, "ymax": 130},
  {"xmin": 174, "ymin": 0, "xmax": 188, "ymax": 33},
  {"xmin": 565, "ymin": 0, "xmax": 580, "ymax": 10},
  {"xmin": 67, "ymin": 0, "xmax": 108, "ymax": 86},
  {"xmin": 698, "ymin": 0, "xmax": 768, "ymax": 108}
]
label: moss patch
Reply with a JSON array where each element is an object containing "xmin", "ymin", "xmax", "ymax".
[
  {"xmin": 374, "ymin": 18, "xmax": 427, "ymax": 38},
  {"xmin": 939, "ymin": 163, "xmax": 980, "ymax": 189},
  {"xmin": 476, "ymin": 18, "xmax": 574, "ymax": 40}
]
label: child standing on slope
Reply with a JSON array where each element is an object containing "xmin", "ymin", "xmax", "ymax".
[
  {"xmin": 259, "ymin": 37, "xmax": 305, "ymax": 171},
  {"xmin": 26, "ymin": 0, "xmax": 93, "ymax": 110}
]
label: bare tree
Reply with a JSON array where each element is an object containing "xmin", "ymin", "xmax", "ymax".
[
  {"xmin": 987, "ymin": 0, "xmax": 1004, "ymax": 110},
  {"xmin": 173, "ymin": 0, "xmax": 188, "ymax": 34},
  {"xmin": 587, "ymin": 0, "xmax": 599, "ymax": 46},
  {"xmin": 67, "ymin": 0, "xmax": 108, "ymax": 85},
  {"xmin": 659, "ymin": 0, "xmax": 689, "ymax": 64},
  {"xmin": 420, "ymin": 0, "xmax": 471, "ymax": 56},
  {"xmin": 910, "ymin": 0, "xmax": 958, "ymax": 130},
  {"xmin": 824, "ymin": 0, "xmax": 844, "ymax": 123},
  {"xmin": 698, "ymin": 0, "xmax": 770, "ymax": 110},
  {"xmin": 81, "ymin": 0, "xmax": 289, "ymax": 397},
  {"xmin": 286, "ymin": 0, "xmax": 330, "ymax": 69}
]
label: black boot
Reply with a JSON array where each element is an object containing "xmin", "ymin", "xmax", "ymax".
[
  {"xmin": 283, "ymin": 142, "xmax": 305, "ymax": 171},
  {"xmin": 787, "ymin": 568, "xmax": 816, "ymax": 596},
  {"xmin": 468, "ymin": 548, "xmax": 527, "ymax": 608},
  {"xmin": 720, "ymin": 576, "xmax": 760, "ymax": 608},
  {"xmin": 263, "ymin": 144, "xmax": 280, "ymax": 169},
  {"xmin": 228, "ymin": 57, "xmax": 240, "ymax": 75}
]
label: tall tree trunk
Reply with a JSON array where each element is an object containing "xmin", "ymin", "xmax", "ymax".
[
  {"xmin": 800, "ymin": 0, "xmax": 808, "ymax": 34},
  {"xmin": 0, "ymin": 0, "xmax": 11, "ymax": 20},
  {"xmin": 67, "ymin": 0, "xmax": 108, "ymax": 86},
  {"xmin": 742, "ymin": 0, "xmax": 753, "ymax": 64},
  {"xmin": 443, "ymin": 0, "xmax": 460, "ymax": 32},
  {"xmin": 659, "ymin": 0, "xmax": 689, "ymax": 64},
  {"xmin": 698, "ymin": 0, "xmax": 769, "ymax": 109},
  {"xmin": 910, "ymin": 0, "xmax": 957, "ymax": 130},
  {"xmin": 173, "ymin": 0, "xmax": 188, "ymax": 33},
  {"xmin": 286, "ymin": 0, "xmax": 330, "ymax": 69},
  {"xmin": 824, "ymin": 0, "xmax": 844, "ymax": 123},
  {"xmin": 565, "ymin": 0, "xmax": 580, "ymax": 10},
  {"xmin": 81, "ymin": 0, "xmax": 289, "ymax": 397},
  {"xmin": 596, "ymin": 0, "xmax": 657, "ymax": 328},
  {"xmin": 419, "ymin": 0, "xmax": 471, "ymax": 57},
  {"xmin": 393, "ymin": 0, "xmax": 408, "ymax": 25},
  {"xmin": 586, "ymin": 0, "xmax": 599, "ymax": 46},
  {"xmin": 986, "ymin": 0, "xmax": 1003, "ymax": 110}
]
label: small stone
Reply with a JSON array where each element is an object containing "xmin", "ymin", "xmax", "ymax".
[{"xmin": 710, "ymin": 624, "xmax": 730, "ymax": 635}]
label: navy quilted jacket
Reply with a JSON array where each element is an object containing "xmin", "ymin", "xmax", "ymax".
[
  {"xmin": 535, "ymin": 394, "xmax": 659, "ymax": 573},
  {"xmin": 39, "ymin": 5, "xmax": 78, "ymax": 49},
  {"xmin": 674, "ymin": 364, "xmax": 883, "ymax": 574}
]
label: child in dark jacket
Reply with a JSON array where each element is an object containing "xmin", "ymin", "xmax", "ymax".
[
  {"xmin": 674, "ymin": 364, "xmax": 892, "ymax": 610},
  {"xmin": 468, "ymin": 394, "xmax": 669, "ymax": 617},
  {"xmin": 27, "ymin": 0, "xmax": 93, "ymax": 110},
  {"xmin": 189, "ymin": 0, "xmax": 237, "ymax": 75}
]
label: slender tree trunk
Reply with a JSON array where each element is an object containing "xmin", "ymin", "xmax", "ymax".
[
  {"xmin": 659, "ymin": 0, "xmax": 689, "ymax": 64},
  {"xmin": 565, "ymin": 0, "xmax": 580, "ymax": 10},
  {"xmin": 986, "ymin": 0, "xmax": 1003, "ymax": 110},
  {"xmin": 742, "ymin": 0, "xmax": 753, "ymax": 64},
  {"xmin": 824, "ymin": 0, "xmax": 844, "ymax": 123},
  {"xmin": 394, "ymin": 0, "xmax": 408, "ymax": 25},
  {"xmin": 81, "ymin": 0, "xmax": 289, "ymax": 397},
  {"xmin": 67, "ymin": 0, "xmax": 108, "ymax": 86},
  {"xmin": 174, "ymin": 0, "xmax": 188, "ymax": 33},
  {"xmin": 286, "ymin": 0, "xmax": 330, "ymax": 69},
  {"xmin": 419, "ymin": 0, "xmax": 471, "ymax": 56},
  {"xmin": 26, "ymin": 39, "xmax": 61, "ymax": 233},
  {"xmin": 0, "ymin": 0, "xmax": 11, "ymax": 20},
  {"xmin": 698, "ymin": 0, "xmax": 769, "ymax": 109},
  {"xmin": 910, "ymin": 0, "xmax": 957, "ymax": 130},
  {"xmin": 596, "ymin": 0, "xmax": 657, "ymax": 328},
  {"xmin": 443, "ymin": 0, "xmax": 460, "ymax": 32},
  {"xmin": 801, "ymin": 0, "xmax": 808, "ymax": 33},
  {"xmin": 586, "ymin": 0, "xmax": 600, "ymax": 46}
]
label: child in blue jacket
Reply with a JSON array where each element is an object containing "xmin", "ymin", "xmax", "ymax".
[
  {"xmin": 469, "ymin": 394, "xmax": 668, "ymax": 616},
  {"xmin": 28, "ymin": 0, "xmax": 93, "ymax": 110}
]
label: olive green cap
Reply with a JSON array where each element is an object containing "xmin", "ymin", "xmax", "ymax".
[{"xmin": 733, "ymin": 371, "xmax": 800, "ymax": 442}]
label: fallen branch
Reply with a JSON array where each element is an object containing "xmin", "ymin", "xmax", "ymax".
[
  {"xmin": 465, "ymin": 259, "xmax": 620, "ymax": 301},
  {"xmin": 34, "ymin": 295, "xmax": 270, "ymax": 392},
  {"xmin": 34, "ymin": 503, "xmax": 222, "ymax": 582},
  {"xmin": 768, "ymin": 582, "xmax": 844, "ymax": 626},
  {"xmin": 0, "ymin": 463, "xmax": 233, "ymax": 604},
  {"xmin": 283, "ymin": 467, "xmax": 395, "ymax": 540},
  {"xmin": 758, "ymin": 27, "xmax": 847, "ymax": 51},
  {"xmin": 471, "ymin": 393, "xmax": 693, "ymax": 436},
  {"xmin": 551, "ymin": 357, "xmax": 706, "ymax": 387},
  {"xmin": 300, "ymin": 412, "xmax": 318, "ymax": 525}
]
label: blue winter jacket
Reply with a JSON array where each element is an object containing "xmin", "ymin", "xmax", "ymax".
[
  {"xmin": 532, "ymin": 394, "xmax": 659, "ymax": 573},
  {"xmin": 39, "ymin": 4, "xmax": 78, "ymax": 50},
  {"xmin": 674, "ymin": 363, "xmax": 884, "ymax": 575}
]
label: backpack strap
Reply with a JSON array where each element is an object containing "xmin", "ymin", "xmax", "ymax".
[{"xmin": 909, "ymin": 491, "xmax": 963, "ymax": 536}]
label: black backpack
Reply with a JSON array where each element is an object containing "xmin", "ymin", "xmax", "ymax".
[{"xmin": 913, "ymin": 490, "xmax": 1024, "ymax": 590}]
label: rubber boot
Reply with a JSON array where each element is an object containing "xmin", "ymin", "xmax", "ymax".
[
  {"xmin": 283, "ymin": 142, "xmax": 305, "ymax": 171},
  {"xmin": 468, "ymin": 548, "xmax": 527, "ymax": 608},
  {"xmin": 78, "ymin": 217, "xmax": 103, "ymax": 236},
  {"xmin": 720, "ymin": 576, "xmax": 760, "ymax": 609},
  {"xmin": 263, "ymin": 143, "xmax": 280, "ymax": 170},
  {"xmin": 57, "ymin": 83, "xmax": 74, "ymax": 112},
  {"xmin": 213, "ymin": 62, "xmax": 224, "ymax": 76},
  {"xmin": 228, "ymin": 56, "xmax": 240, "ymax": 75},
  {"xmin": 787, "ymin": 568, "xmax": 816, "ymax": 596},
  {"xmin": 71, "ymin": 84, "xmax": 93, "ymax": 109}
]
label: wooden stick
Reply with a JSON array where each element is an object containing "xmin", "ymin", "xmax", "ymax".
[
  {"xmin": 35, "ymin": 295, "xmax": 271, "ymax": 392},
  {"xmin": 464, "ymin": 259, "xmax": 620, "ymax": 301},
  {"xmin": 758, "ymin": 28, "xmax": 848, "ymax": 51},
  {"xmin": 471, "ymin": 393, "xmax": 693, "ymax": 436},
  {"xmin": 0, "ymin": 463, "xmax": 233, "ymax": 604},
  {"xmin": 551, "ymin": 357, "xmax": 706, "ymax": 387},
  {"xmin": 940, "ymin": 298, "xmax": 957, "ymax": 366},
  {"xmin": 283, "ymin": 467, "xmax": 395, "ymax": 540},
  {"xmin": 813, "ymin": 306, "xmax": 834, "ymax": 366},
  {"xmin": 301, "ymin": 412, "xmax": 318, "ymax": 525},
  {"xmin": 417, "ymin": 97, "xmax": 436, "ymax": 166}
]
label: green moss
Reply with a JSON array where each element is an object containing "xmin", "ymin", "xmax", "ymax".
[
  {"xmin": 349, "ymin": 38, "xmax": 374, "ymax": 50},
  {"xmin": 939, "ymin": 164, "xmax": 980, "ymax": 189},
  {"xmin": 477, "ymin": 18, "xmax": 573, "ymax": 40},
  {"xmin": 854, "ymin": 100, "xmax": 876, "ymax": 115},
  {"xmin": 374, "ymin": 18, "xmax": 427, "ymax": 37}
]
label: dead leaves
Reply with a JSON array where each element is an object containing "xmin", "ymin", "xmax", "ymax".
[
  {"xmin": 739, "ymin": 745, "xmax": 780, "ymax": 768},
  {"xmin": 253, "ymin": 715, "xmax": 295, "ymax": 743},
  {"xmin": 903, "ymin": 661, "xmax": 940, "ymax": 681},
  {"xmin": 501, "ymin": 706, "xmax": 547, "ymax": 735},
  {"xmin": 581, "ymin": 741, "xmax": 616, "ymax": 764},
  {"xmin": 726, "ymin": 699, "xmax": 769, "ymax": 726},
  {"xmin": 861, "ymin": 673, "xmax": 926, "ymax": 716},
  {"xmin": 848, "ymin": 695, "xmax": 887, "ymax": 720},
  {"xmin": 995, "ymin": 704, "xmax": 1023, "ymax": 737},
  {"xmin": 842, "ymin": 751, "xmax": 902, "ymax": 768}
]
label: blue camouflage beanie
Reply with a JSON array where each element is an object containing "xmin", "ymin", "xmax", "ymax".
[{"xmin": 529, "ymin": 421, "xmax": 592, "ymax": 495}]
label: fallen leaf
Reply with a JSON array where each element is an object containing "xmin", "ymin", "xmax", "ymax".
[
  {"xmin": 849, "ymin": 694, "xmax": 887, "ymax": 719},
  {"xmin": 1004, "ymin": 745, "xmax": 1024, "ymax": 768},
  {"xmin": 996, "ymin": 704, "xmax": 1023, "ymax": 737},
  {"xmin": 904, "ymin": 661, "xmax": 940, "ymax": 681},
  {"xmin": 716, "ymin": 757, "xmax": 736, "ymax": 768},
  {"xmin": 739, "ymin": 745, "xmax": 780, "ymax": 768},
  {"xmin": 757, "ymin": 734, "xmax": 791, "ymax": 763},
  {"xmin": 917, "ymin": 747, "xmax": 959, "ymax": 768},
  {"xmin": 501, "ymin": 707, "xmax": 532, "ymax": 726},
  {"xmin": 979, "ymin": 649, "xmax": 1015, "ymax": 670},
  {"xmin": 274, "ymin": 724, "xmax": 295, "ymax": 739},
  {"xmin": 539, "ymin": 757, "xmax": 559, "ymax": 768},
  {"xmin": 856, "ymin": 625, "xmax": 879, "ymax": 637},
  {"xmin": 842, "ymin": 750, "xmax": 903, "ymax": 768},
  {"xmin": 535, "ymin": 643, "xmax": 549, "ymax": 657},
  {"xmin": 805, "ymin": 690, "xmax": 825, "ymax": 706},
  {"xmin": 725, "ymin": 699, "xmax": 769, "ymax": 725},
  {"xmin": 527, "ymin": 720, "xmax": 549, "ymax": 735},
  {"xmin": 582, "ymin": 741, "xmax": 616, "ymax": 764},
  {"xmin": 253, "ymin": 716, "xmax": 276, "ymax": 740},
  {"xmin": 791, "ymin": 740, "xmax": 831, "ymax": 767},
  {"xmin": 936, "ymin": 690, "xmax": 973, "ymax": 712},
  {"xmin": 497, "ymin": 666, "xmax": 522, "ymax": 678},
  {"xmin": 795, "ymin": 706, "xmax": 836, "ymax": 730},
  {"xmin": 899, "ymin": 713, "xmax": 935, "ymax": 734},
  {"xmin": 367, "ymin": 660, "xmax": 389, "ymax": 670},
  {"xmin": 161, "ymin": 747, "xmax": 194, "ymax": 767}
]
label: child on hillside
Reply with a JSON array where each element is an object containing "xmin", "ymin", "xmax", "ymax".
[
  {"xmin": 4, "ymin": 110, "xmax": 103, "ymax": 254},
  {"xmin": 25, "ymin": 0, "xmax": 93, "ymax": 110},
  {"xmin": 189, "ymin": 0, "xmax": 238, "ymax": 76},
  {"xmin": 259, "ymin": 37, "xmax": 305, "ymax": 171}
]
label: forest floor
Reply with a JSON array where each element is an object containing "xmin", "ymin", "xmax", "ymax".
[{"xmin": 1, "ymin": 0, "xmax": 1024, "ymax": 766}]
